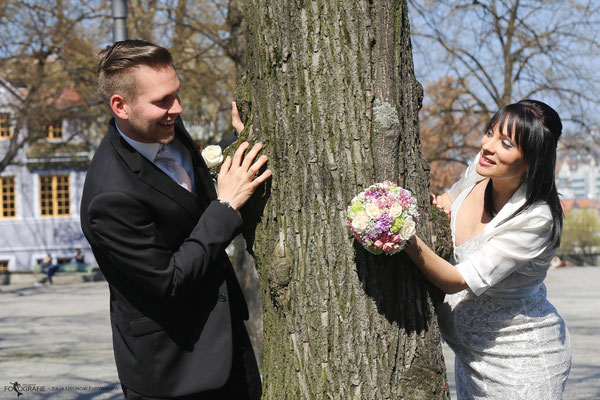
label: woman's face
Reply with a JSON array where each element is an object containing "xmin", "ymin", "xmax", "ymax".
[{"xmin": 476, "ymin": 121, "xmax": 528, "ymax": 183}]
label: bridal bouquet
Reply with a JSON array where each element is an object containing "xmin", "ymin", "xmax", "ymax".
[{"xmin": 348, "ymin": 181, "xmax": 419, "ymax": 255}]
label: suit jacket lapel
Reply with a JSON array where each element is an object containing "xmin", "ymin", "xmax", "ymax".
[
  {"xmin": 174, "ymin": 117, "xmax": 218, "ymax": 203},
  {"xmin": 107, "ymin": 120, "xmax": 203, "ymax": 220}
]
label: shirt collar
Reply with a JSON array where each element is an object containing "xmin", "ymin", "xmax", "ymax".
[{"xmin": 115, "ymin": 122, "xmax": 161, "ymax": 162}]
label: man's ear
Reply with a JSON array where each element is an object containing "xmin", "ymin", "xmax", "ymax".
[{"xmin": 110, "ymin": 94, "xmax": 129, "ymax": 120}]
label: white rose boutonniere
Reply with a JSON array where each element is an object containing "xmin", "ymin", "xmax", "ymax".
[{"xmin": 201, "ymin": 145, "xmax": 224, "ymax": 168}]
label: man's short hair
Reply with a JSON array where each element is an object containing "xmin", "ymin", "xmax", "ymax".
[{"xmin": 97, "ymin": 40, "xmax": 173, "ymax": 104}]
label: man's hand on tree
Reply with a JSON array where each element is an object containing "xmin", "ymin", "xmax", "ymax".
[{"xmin": 217, "ymin": 142, "xmax": 272, "ymax": 211}]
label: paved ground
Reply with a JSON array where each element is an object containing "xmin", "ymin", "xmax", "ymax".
[
  {"xmin": 0, "ymin": 267, "xmax": 598, "ymax": 399},
  {"xmin": 0, "ymin": 283, "xmax": 119, "ymax": 399},
  {"xmin": 443, "ymin": 266, "xmax": 600, "ymax": 400}
]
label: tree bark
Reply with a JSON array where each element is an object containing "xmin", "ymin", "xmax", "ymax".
[
  {"xmin": 226, "ymin": 0, "xmax": 247, "ymax": 78},
  {"xmin": 240, "ymin": 1, "xmax": 450, "ymax": 398}
]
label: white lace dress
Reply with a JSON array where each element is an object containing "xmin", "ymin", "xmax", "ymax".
[{"xmin": 438, "ymin": 185, "xmax": 572, "ymax": 399}]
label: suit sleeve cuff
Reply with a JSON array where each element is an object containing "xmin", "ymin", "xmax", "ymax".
[
  {"xmin": 208, "ymin": 199, "xmax": 243, "ymax": 234},
  {"xmin": 187, "ymin": 200, "xmax": 244, "ymax": 255},
  {"xmin": 218, "ymin": 131, "xmax": 239, "ymax": 150}
]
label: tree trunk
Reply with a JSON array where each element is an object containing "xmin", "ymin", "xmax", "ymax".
[
  {"xmin": 240, "ymin": 1, "xmax": 450, "ymax": 398},
  {"xmin": 227, "ymin": 0, "xmax": 247, "ymax": 78}
]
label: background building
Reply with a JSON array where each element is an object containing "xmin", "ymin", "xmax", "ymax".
[
  {"xmin": 0, "ymin": 76, "xmax": 95, "ymax": 272},
  {"xmin": 556, "ymin": 152, "xmax": 600, "ymax": 201}
]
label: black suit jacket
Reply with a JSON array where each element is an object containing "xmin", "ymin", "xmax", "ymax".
[{"xmin": 80, "ymin": 118, "xmax": 247, "ymax": 397}]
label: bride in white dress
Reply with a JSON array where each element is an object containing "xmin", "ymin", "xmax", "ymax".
[{"xmin": 404, "ymin": 99, "xmax": 571, "ymax": 399}]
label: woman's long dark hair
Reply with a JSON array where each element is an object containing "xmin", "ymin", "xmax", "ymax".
[{"xmin": 483, "ymin": 99, "xmax": 563, "ymax": 248}]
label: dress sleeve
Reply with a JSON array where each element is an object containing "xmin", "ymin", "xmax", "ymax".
[
  {"xmin": 454, "ymin": 208, "xmax": 554, "ymax": 296},
  {"xmin": 447, "ymin": 152, "xmax": 483, "ymax": 202}
]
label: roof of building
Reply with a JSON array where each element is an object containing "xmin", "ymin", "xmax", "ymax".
[
  {"xmin": 0, "ymin": 75, "xmax": 25, "ymax": 101},
  {"xmin": 561, "ymin": 198, "xmax": 600, "ymax": 212},
  {"xmin": 47, "ymin": 87, "xmax": 82, "ymax": 109}
]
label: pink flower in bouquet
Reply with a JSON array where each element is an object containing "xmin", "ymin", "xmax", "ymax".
[
  {"xmin": 391, "ymin": 234, "xmax": 404, "ymax": 243},
  {"xmin": 382, "ymin": 242, "xmax": 395, "ymax": 253},
  {"xmin": 376, "ymin": 197, "xmax": 390, "ymax": 208}
]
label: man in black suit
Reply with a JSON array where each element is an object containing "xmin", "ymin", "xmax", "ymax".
[{"xmin": 80, "ymin": 40, "xmax": 271, "ymax": 399}]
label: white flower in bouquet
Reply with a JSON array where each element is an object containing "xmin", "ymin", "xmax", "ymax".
[
  {"xmin": 399, "ymin": 218, "xmax": 416, "ymax": 241},
  {"xmin": 388, "ymin": 203, "xmax": 403, "ymax": 218},
  {"xmin": 351, "ymin": 212, "xmax": 370, "ymax": 233},
  {"xmin": 365, "ymin": 203, "xmax": 382, "ymax": 219}
]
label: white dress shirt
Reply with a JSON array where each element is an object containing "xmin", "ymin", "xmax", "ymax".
[{"xmin": 116, "ymin": 122, "xmax": 196, "ymax": 193}]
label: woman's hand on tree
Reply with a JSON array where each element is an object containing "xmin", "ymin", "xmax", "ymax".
[
  {"xmin": 232, "ymin": 102, "xmax": 244, "ymax": 135},
  {"xmin": 430, "ymin": 192, "xmax": 452, "ymax": 220}
]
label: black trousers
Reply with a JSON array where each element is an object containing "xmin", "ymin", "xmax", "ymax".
[{"xmin": 122, "ymin": 317, "xmax": 261, "ymax": 400}]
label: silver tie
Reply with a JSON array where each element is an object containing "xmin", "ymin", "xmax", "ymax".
[{"xmin": 154, "ymin": 144, "xmax": 193, "ymax": 192}]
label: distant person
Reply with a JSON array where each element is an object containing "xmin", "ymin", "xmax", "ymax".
[
  {"xmin": 80, "ymin": 40, "xmax": 271, "ymax": 399},
  {"xmin": 71, "ymin": 249, "xmax": 85, "ymax": 264},
  {"xmin": 403, "ymin": 99, "xmax": 571, "ymax": 397},
  {"xmin": 40, "ymin": 256, "xmax": 59, "ymax": 285}
]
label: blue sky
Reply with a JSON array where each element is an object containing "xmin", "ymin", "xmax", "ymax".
[{"xmin": 408, "ymin": 0, "xmax": 600, "ymax": 137}]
